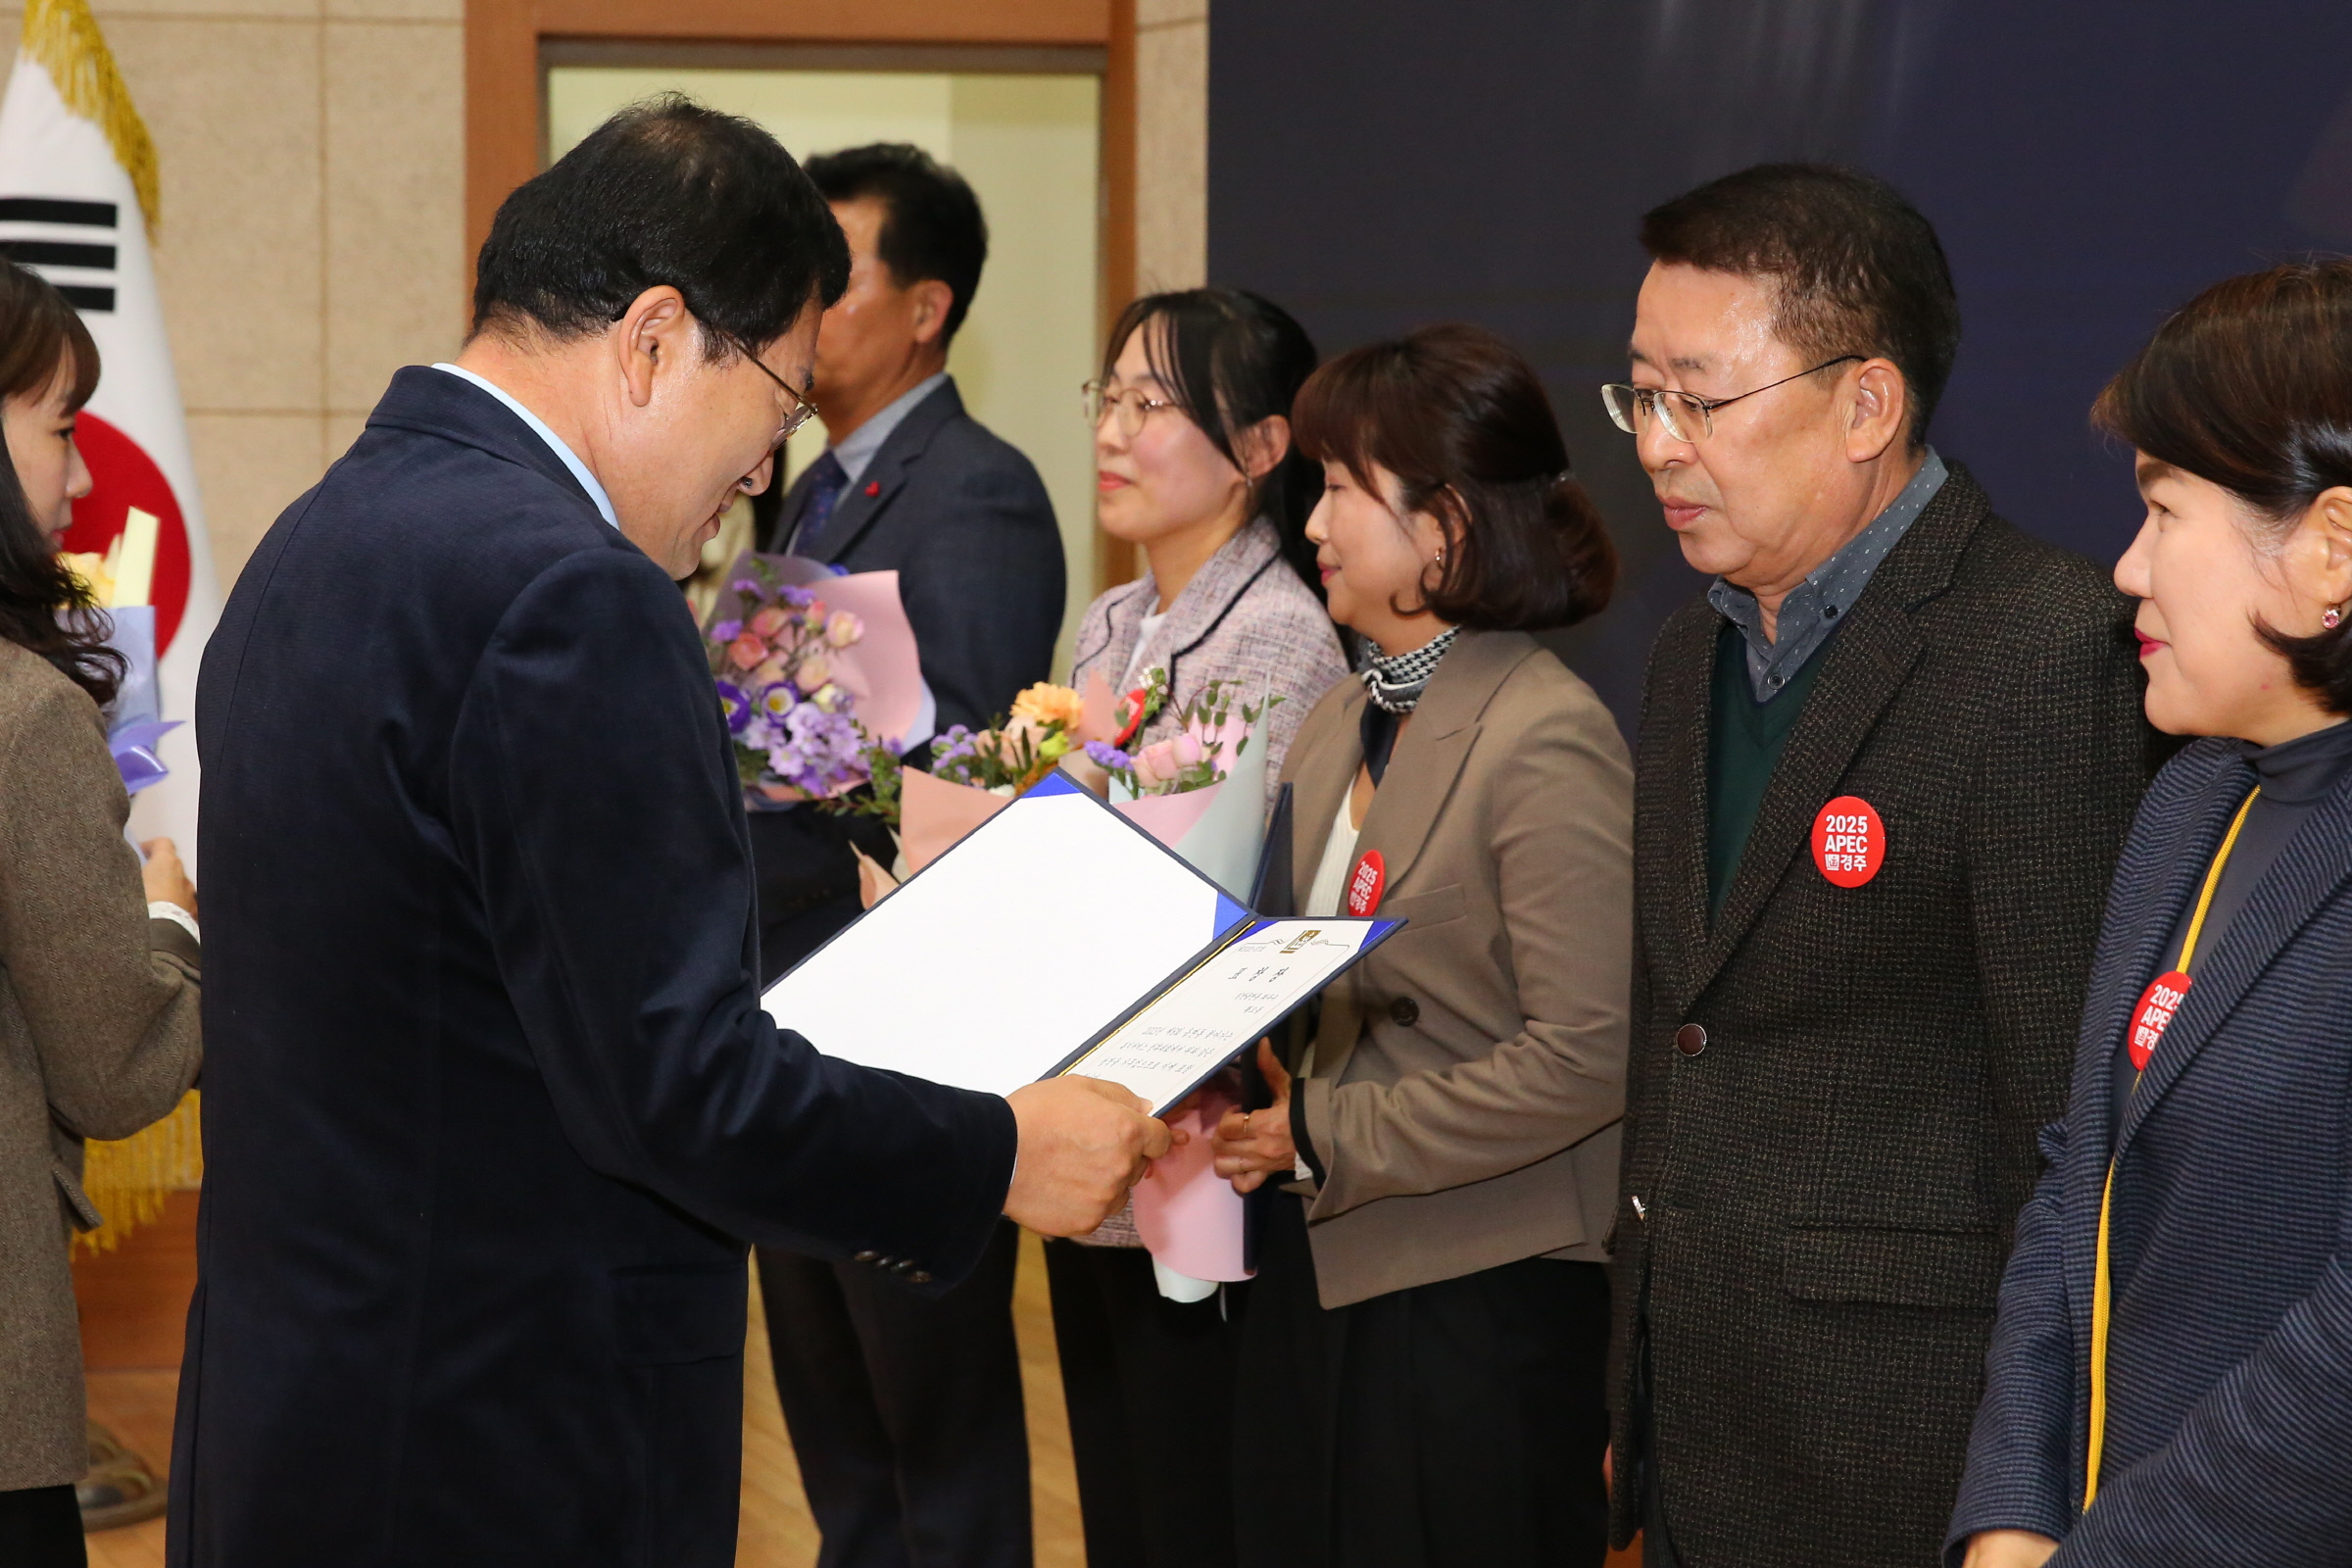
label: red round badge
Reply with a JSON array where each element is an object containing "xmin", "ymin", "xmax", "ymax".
[
  {"xmin": 2126, "ymin": 969, "xmax": 2192, "ymax": 1072},
  {"xmin": 1346, "ymin": 849, "xmax": 1386, "ymax": 916},
  {"xmin": 1812, "ymin": 796, "xmax": 1886, "ymax": 888}
]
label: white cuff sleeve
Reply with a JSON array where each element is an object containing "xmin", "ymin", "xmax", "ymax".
[{"xmin": 148, "ymin": 901, "xmax": 201, "ymax": 945}]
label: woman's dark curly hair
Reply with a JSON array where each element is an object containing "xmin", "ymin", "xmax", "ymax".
[{"xmin": 0, "ymin": 261, "xmax": 118, "ymax": 708}]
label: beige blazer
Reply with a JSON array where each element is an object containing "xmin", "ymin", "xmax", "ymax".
[
  {"xmin": 1283, "ymin": 628, "xmax": 1631, "ymax": 1308},
  {"xmin": 0, "ymin": 640, "xmax": 201, "ymax": 1491}
]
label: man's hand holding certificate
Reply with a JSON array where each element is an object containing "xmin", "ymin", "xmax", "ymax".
[
  {"xmin": 1002, "ymin": 1077, "xmax": 1172, "ymax": 1236},
  {"xmin": 760, "ymin": 771, "xmax": 1400, "ymax": 1219}
]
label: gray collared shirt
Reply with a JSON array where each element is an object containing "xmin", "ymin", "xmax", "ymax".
[
  {"xmin": 1708, "ymin": 448, "xmax": 1948, "ymax": 701},
  {"xmin": 829, "ymin": 371, "xmax": 950, "ymax": 486}
]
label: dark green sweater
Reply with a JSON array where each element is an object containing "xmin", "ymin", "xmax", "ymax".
[{"xmin": 1707, "ymin": 620, "xmax": 1830, "ymax": 914}]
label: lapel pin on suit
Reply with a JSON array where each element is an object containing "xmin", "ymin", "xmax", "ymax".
[{"xmin": 1811, "ymin": 795, "xmax": 1886, "ymax": 887}]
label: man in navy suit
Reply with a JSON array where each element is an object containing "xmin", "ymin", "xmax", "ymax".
[
  {"xmin": 745, "ymin": 144, "xmax": 1064, "ymax": 974},
  {"xmin": 171, "ymin": 100, "xmax": 1164, "ymax": 1568},
  {"xmin": 746, "ymin": 143, "xmax": 1064, "ymax": 1568}
]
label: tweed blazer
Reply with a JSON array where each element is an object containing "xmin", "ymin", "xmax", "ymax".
[
  {"xmin": 1948, "ymin": 738, "xmax": 2352, "ymax": 1565},
  {"xmin": 1607, "ymin": 466, "xmax": 2149, "ymax": 1566},
  {"xmin": 1277, "ymin": 628, "xmax": 1632, "ymax": 1308},
  {"xmin": 0, "ymin": 640, "xmax": 200, "ymax": 1491},
  {"xmin": 1070, "ymin": 516, "xmax": 1348, "ymax": 809}
]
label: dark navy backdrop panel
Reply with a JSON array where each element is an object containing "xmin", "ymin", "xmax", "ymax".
[{"xmin": 1208, "ymin": 0, "xmax": 2352, "ymax": 727}]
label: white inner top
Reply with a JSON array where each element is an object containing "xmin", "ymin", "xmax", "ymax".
[
  {"xmin": 1304, "ymin": 789, "xmax": 1362, "ymax": 918},
  {"xmin": 1119, "ymin": 610, "xmax": 1169, "ymax": 692}
]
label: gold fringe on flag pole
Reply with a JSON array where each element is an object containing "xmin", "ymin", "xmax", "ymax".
[
  {"xmin": 73, "ymin": 1089, "xmax": 201, "ymax": 1256},
  {"xmin": 21, "ymin": 0, "xmax": 159, "ymax": 237}
]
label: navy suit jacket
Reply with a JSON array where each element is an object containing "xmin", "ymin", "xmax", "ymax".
[
  {"xmin": 171, "ymin": 368, "xmax": 1019, "ymax": 1568},
  {"xmin": 746, "ymin": 378, "xmax": 1062, "ymax": 981},
  {"xmin": 1949, "ymin": 737, "xmax": 2352, "ymax": 1564}
]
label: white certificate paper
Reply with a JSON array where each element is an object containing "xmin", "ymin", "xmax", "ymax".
[
  {"xmin": 760, "ymin": 774, "xmax": 1250, "ymax": 1096},
  {"xmin": 1064, "ymin": 918, "xmax": 1398, "ymax": 1114},
  {"xmin": 759, "ymin": 773, "xmax": 1398, "ymax": 1109}
]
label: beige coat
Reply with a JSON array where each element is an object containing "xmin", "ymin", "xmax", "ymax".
[
  {"xmin": 1284, "ymin": 628, "xmax": 1631, "ymax": 1307},
  {"xmin": 0, "ymin": 639, "xmax": 201, "ymax": 1490}
]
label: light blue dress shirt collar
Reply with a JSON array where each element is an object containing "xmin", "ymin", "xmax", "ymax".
[
  {"xmin": 432, "ymin": 363, "xmax": 618, "ymax": 529},
  {"xmin": 1707, "ymin": 447, "xmax": 1948, "ymax": 701},
  {"xmin": 829, "ymin": 371, "xmax": 950, "ymax": 487}
]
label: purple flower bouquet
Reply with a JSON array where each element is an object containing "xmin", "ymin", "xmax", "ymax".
[{"xmin": 706, "ymin": 554, "xmax": 921, "ymax": 807}]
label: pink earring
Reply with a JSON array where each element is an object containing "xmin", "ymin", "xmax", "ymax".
[{"xmin": 2328, "ymin": 604, "xmax": 2344, "ymax": 629}]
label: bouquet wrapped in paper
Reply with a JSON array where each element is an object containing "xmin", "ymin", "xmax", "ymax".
[
  {"xmin": 854, "ymin": 682, "xmax": 1090, "ymax": 876},
  {"xmin": 1086, "ymin": 675, "xmax": 1284, "ymax": 1290},
  {"xmin": 852, "ymin": 672, "xmax": 1283, "ymax": 1292},
  {"xmin": 856, "ymin": 673, "xmax": 1279, "ymax": 889},
  {"xmin": 703, "ymin": 552, "xmax": 928, "ymax": 808},
  {"xmin": 65, "ymin": 513, "xmax": 179, "ymax": 799}
]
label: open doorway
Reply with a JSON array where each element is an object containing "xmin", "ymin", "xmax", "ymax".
[{"xmin": 547, "ymin": 61, "xmax": 1103, "ymax": 674}]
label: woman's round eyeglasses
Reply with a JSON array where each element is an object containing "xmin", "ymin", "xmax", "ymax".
[
  {"xmin": 1600, "ymin": 355, "xmax": 1863, "ymax": 444},
  {"xmin": 1082, "ymin": 380, "xmax": 1180, "ymax": 438}
]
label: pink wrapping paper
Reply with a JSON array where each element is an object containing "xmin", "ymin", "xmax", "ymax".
[
  {"xmin": 1104, "ymin": 771, "xmax": 1253, "ymax": 1284},
  {"xmin": 899, "ymin": 767, "xmax": 1013, "ymax": 872},
  {"xmin": 1077, "ymin": 668, "xmax": 1123, "ymax": 744},
  {"xmin": 1129, "ymin": 1083, "xmax": 1251, "ymax": 1282},
  {"xmin": 757, "ymin": 559, "xmax": 927, "ymax": 753},
  {"xmin": 1110, "ymin": 784, "xmax": 1219, "ymax": 846}
]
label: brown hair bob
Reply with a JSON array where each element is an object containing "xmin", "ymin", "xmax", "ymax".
[
  {"xmin": 1290, "ymin": 322, "xmax": 1615, "ymax": 632},
  {"xmin": 2094, "ymin": 260, "xmax": 2352, "ymax": 714}
]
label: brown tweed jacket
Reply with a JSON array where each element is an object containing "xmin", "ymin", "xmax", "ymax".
[
  {"xmin": 1605, "ymin": 466, "xmax": 2147, "ymax": 1566},
  {"xmin": 0, "ymin": 640, "xmax": 201, "ymax": 1491},
  {"xmin": 1070, "ymin": 515, "xmax": 1348, "ymax": 809},
  {"xmin": 1283, "ymin": 628, "xmax": 1632, "ymax": 1307}
]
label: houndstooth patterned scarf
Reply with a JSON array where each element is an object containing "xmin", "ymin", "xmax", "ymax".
[{"xmin": 1360, "ymin": 627, "xmax": 1459, "ymax": 713}]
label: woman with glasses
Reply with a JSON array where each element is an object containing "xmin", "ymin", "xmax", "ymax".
[
  {"xmin": 1068, "ymin": 288, "xmax": 1346, "ymax": 807},
  {"xmin": 1211, "ymin": 323, "xmax": 1628, "ymax": 1568},
  {"xmin": 1949, "ymin": 264, "xmax": 2352, "ymax": 1567},
  {"xmin": 1047, "ymin": 287, "xmax": 1347, "ymax": 1568}
]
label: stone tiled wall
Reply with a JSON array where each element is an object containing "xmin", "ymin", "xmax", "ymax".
[
  {"xmin": 12, "ymin": 1, "xmax": 1205, "ymax": 590},
  {"xmin": 1136, "ymin": 0, "xmax": 1206, "ymax": 294},
  {"xmin": 35, "ymin": 0, "xmax": 469, "ymax": 589}
]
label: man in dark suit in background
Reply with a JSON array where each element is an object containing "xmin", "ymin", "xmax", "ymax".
[
  {"xmin": 173, "ymin": 101, "xmax": 1160, "ymax": 1568},
  {"xmin": 748, "ymin": 144, "xmax": 1063, "ymax": 1568},
  {"xmin": 1599, "ymin": 165, "xmax": 2148, "ymax": 1568},
  {"xmin": 745, "ymin": 143, "xmax": 1064, "ymax": 977}
]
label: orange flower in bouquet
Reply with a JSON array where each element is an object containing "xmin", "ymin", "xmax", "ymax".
[{"xmin": 840, "ymin": 683, "xmax": 1090, "ymax": 879}]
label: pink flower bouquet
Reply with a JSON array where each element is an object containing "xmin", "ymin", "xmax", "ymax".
[
  {"xmin": 858, "ymin": 681, "xmax": 1091, "ymax": 872},
  {"xmin": 704, "ymin": 553, "xmax": 925, "ymax": 808}
]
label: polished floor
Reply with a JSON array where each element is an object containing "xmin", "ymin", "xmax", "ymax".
[{"xmin": 75, "ymin": 1198, "xmax": 1636, "ymax": 1566}]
